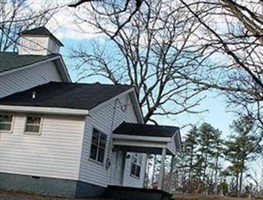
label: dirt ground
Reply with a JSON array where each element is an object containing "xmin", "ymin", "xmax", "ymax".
[
  {"xmin": 1, "ymin": 190, "xmax": 262, "ymax": 200},
  {"xmin": 0, "ymin": 190, "xmax": 67, "ymax": 200},
  {"xmin": 0, "ymin": 190, "xmax": 112, "ymax": 200}
]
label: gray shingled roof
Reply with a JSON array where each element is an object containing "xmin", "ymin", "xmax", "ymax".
[
  {"xmin": 113, "ymin": 122, "xmax": 179, "ymax": 137},
  {"xmin": 0, "ymin": 82, "xmax": 133, "ymax": 110},
  {"xmin": 21, "ymin": 27, "xmax": 64, "ymax": 46},
  {"xmin": 0, "ymin": 52, "xmax": 59, "ymax": 74}
]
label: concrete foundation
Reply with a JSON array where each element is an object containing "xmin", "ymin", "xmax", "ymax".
[{"xmin": 0, "ymin": 172, "xmax": 106, "ymax": 198}]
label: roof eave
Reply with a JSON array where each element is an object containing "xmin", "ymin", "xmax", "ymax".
[
  {"xmin": 112, "ymin": 134, "xmax": 172, "ymax": 142},
  {"xmin": 128, "ymin": 89, "xmax": 144, "ymax": 124},
  {"xmin": 0, "ymin": 105, "xmax": 89, "ymax": 116},
  {"xmin": 53, "ymin": 55, "xmax": 71, "ymax": 82}
]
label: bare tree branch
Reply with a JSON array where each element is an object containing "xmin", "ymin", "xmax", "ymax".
[{"xmin": 70, "ymin": 0, "xmax": 205, "ymax": 123}]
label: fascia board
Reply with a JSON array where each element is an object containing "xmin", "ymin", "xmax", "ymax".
[
  {"xmin": 129, "ymin": 90, "xmax": 144, "ymax": 124},
  {"xmin": 55, "ymin": 56, "xmax": 71, "ymax": 82},
  {"xmin": 0, "ymin": 105, "xmax": 89, "ymax": 116},
  {"xmin": 113, "ymin": 140, "xmax": 167, "ymax": 148},
  {"xmin": 113, "ymin": 134, "xmax": 171, "ymax": 142}
]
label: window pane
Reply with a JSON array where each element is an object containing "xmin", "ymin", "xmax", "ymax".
[
  {"xmin": 99, "ymin": 133, "xmax": 107, "ymax": 148},
  {"xmin": 0, "ymin": 114, "xmax": 13, "ymax": 131},
  {"xmin": 130, "ymin": 153, "xmax": 141, "ymax": 177},
  {"xmin": 27, "ymin": 117, "xmax": 40, "ymax": 125},
  {"xmin": 25, "ymin": 125, "xmax": 40, "ymax": 133},
  {"xmin": 136, "ymin": 166, "xmax": 141, "ymax": 177},
  {"xmin": 0, "ymin": 123, "xmax": 11, "ymax": 131},
  {"xmin": 0, "ymin": 114, "xmax": 12, "ymax": 123},
  {"xmin": 90, "ymin": 144, "xmax": 97, "ymax": 160},
  {"xmin": 97, "ymin": 148, "xmax": 105, "ymax": 163},
  {"xmin": 131, "ymin": 163, "xmax": 136, "ymax": 176},
  {"xmin": 25, "ymin": 117, "xmax": 41, "ymax": 133},
  {"xmin": 90, "ymin": 129, "xmax": 107, "ymax": 163},
  {"xmin": 92, "ymin": 130, "xmax": 99, "ymax": 145}
]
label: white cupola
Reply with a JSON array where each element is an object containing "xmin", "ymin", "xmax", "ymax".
[{"xmin": 18, "ymin": 27, "xmax": 63, "ymax": 55}]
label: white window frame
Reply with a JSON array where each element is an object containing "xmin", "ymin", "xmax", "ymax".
[
  {"xmin": 89, "ymin": 128, "xmax": 107, "ymax": 164},
  {"xmin": 130, "ymin": 153, "xmax": 142, "ymax": 178},
  {"xmin": 0, "ymin": 113, "xmax": 14, "ymax": 133},
  {"xmin": 24, "ymin": 116, "xmax": 42, "ymax": 135}
]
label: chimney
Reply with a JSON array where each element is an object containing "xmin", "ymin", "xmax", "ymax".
[{"xmin": 18, "ymin": 27, "xmax": 64, "ymax": 56}]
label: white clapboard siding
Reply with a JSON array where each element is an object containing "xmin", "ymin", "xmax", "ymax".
[
  {"xmin": 0, "ymin": 60, "xmax": 62, "ymax": 98},
  {"xmin": 78, "ymin": 93, "xmax": 146, "ymax": 188},
  {"xmin": 0, "ymin": 114, "xmax": 85, "ymax": 180}
]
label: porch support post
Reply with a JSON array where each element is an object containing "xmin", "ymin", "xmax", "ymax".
[
  {"xmin": 158, "ymin": 147, "xmax": 166, "ymax": 189},
  {"xmin": 168, "ymin": 155, "xmax": 175, "ymax": 193}
]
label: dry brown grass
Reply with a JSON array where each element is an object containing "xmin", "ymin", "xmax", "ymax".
[{"xmin": 173, "ymin": 192, "xmax": 262, "ymax": 200}]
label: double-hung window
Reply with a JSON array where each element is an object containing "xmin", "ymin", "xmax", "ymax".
[
  {"xmin": 131, "ymin": 153, "xmax": 142, "ymax": 178},
  {"xmin": 0, "ymin": 114, "xmax": 13, "ymax": 132},
  {"xmin": 25, "ymin": 116, "xmax": 41, "ymax": 134},
  {"xmin": 90, "ymin": 128, "xmax": 107, "ymax": 164}
]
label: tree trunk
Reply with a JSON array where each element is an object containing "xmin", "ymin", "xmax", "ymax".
[
  {"xmin": 239, "ymin": 170, "xmax": 243, "ymax": 197},
  {"xmin": 239, "ymin": 159, "xmax": 245, "ymax": 197},
  {"xmin": 236, "ymin": 173, "xmax": 239, "ymax": 197}
]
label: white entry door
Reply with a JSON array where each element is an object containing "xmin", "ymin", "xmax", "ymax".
[{"xmin": 110, "ymin": 151, "xmax": 124, "ymax": 185}]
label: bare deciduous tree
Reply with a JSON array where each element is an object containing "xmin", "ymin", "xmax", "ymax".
[
  {"xmin": 70, "ymin": 0, "xmax": 206, "ymax": 123},
  {"xmin": 68, "ymin": 0, "xmax": 143, "ymax": 38},
  {"xmin": 0, "ymin": 0, "xmax": 62, "ymax": 52},
  {"xmin": 177, "ymin": 0, "xmax": 263, "ymax": 130}
]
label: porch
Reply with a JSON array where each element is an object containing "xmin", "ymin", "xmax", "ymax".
[
  {"xmin": 111, "ymin": 122, "xmax": 182, "ymax": 195},
  {"xmin": 106, "ymin": 185, "xmax": 173, "ymax": 200}
]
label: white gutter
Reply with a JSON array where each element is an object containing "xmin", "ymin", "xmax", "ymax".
[
  {"xmin": 0, "ymin": 105, "xmax": 89, "ymax": 116},
  {"xmin": 113, "ymin": 134, "xmax": 172, "ymax": 142}
]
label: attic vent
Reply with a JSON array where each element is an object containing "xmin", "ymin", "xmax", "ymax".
[{"xmin": 32, "ymin": 92, "xmax": 37, "ymax": 99}]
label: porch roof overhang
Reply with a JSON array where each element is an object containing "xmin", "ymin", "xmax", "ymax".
[{"xmin": 113, "ymin": 122, "xmax": 182, "ymax": 156}]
